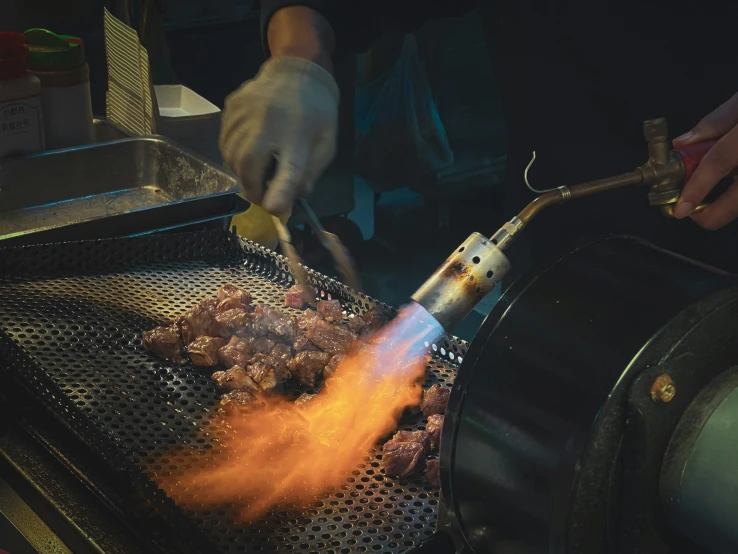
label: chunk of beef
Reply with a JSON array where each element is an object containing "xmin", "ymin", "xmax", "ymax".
[
  {"xmin": 142, "ymin": 325, "xmax": 185, "ymax": 363},
  {"xmin": 346, "ymin": 315, "xmax": 368, "ymax": 334},
  {"xmin": 214, "ymin": 308, "xmax": 253, "ymax": 338},
  {"xmin": 294, "ymin": 332, "xmax": 319, "ymax": 352},
  {"xmin": 425, "ymin": 458, "xmax": 440, "ymax": 487},
  {"xmin": 212, "ymin": 365, "xmax": 261, "ymax": 393},
  {"xmin": 251, "ymin": 304, "xmax": 297, "ymax": 342},
  {"xmin": 426, "ymin": 414, "xmax": 444, "ymax": 451},
  {"xmin": 247, "ymin": 362, "xmax": 279, "ymax": 391},
  {"xmin": 297, "ymin": 309, "xmax": 323, "ymax": 329},
  {"xmin": 420, "ymin": 384, "xmax": 450, "ymax": 417},
  {"xmin": 252, "ymin": 336, "xmax": 276, "ymax": 354},
  {"xmin": 317, "ymin": 299, "xmax": 343, "ymax": 322},
  {"xmin": 285, "ymin": 284, "xmax": 314, "ymax": 309},
  {"xmin": 294, "ymin": 309, "xmax": 323, "ymax": 351},
  {"xmin": 216, "ymin": 284, "xmax": 252, "ymax": 312},
  {"xmin": 382, "ymin": 440, "xmax": 425, "ymax": 478},
  {"xmin": 218, "ymin": 390, "xmax": 265, "ymax": 415},
  {"xmin": 177, "ymin": 299, "xmax": 219, "ymax": 344},
  {"xmin": 187, "ymin": 336, "xmax": 226, "ymax": 367},
  {"xmin": 391, "ymin": 430, "xmax": 432, "ymax": 455},
  {"xmin": 323, "ymin": 354, "xmax": 344, "ymax": 380},
  {"xmin": 295, "ymin": 392, "xmax": 317, "ymax": 408},
  {"xmin": 289, "ymin": 351, "xmax": 332, "ymax": 387},
  {"xmin": 362, "ymin": 305, "xmax": 393, "ymax": 330},
  {"xmin": 217, "ymin": 336, "xmax": 253, "ymax": 368},
  {"xmin": 305, "ymin": 319, "xmax": 356, "ymax": 354},
  {"xmin": 267, "ymin": 343, "xmax": 293, "ymax": 382}
]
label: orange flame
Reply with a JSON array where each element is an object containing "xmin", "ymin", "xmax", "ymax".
[{"xmin": 161, "ymin": 303, "xmax": 441, "ymax": 522}]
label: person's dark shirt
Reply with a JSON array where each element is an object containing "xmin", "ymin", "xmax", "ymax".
[{"xmin": 261, "ymin": 0, "xmax": 738, "ymax": 273}]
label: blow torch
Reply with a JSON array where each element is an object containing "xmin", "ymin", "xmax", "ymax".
[{"xmin": 411, "ymin": 118, "xmax": 717, "ymax": 331}]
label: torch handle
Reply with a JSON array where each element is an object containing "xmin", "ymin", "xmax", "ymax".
[{"xmin": 673, "ymin": 139, "xmax": 718, "ymax": 182}]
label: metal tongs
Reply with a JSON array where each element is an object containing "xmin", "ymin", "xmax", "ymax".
[{"xmin": 272, "ymin": 199, "xmax": 362, "ymax": 293}]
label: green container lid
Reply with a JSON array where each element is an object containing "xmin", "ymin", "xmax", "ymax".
[{"xmin": 24, "ymin": 28, "xmax": 85, "ymax": 71}]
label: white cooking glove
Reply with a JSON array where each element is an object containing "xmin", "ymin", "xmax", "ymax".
[{"xmin": 219, "ymin": 56, "xmax": 340, "ymax": 216}]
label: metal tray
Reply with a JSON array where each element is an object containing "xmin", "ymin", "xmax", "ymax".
[
  {"xmin": 0, "ymin": 137, "xmax": 243, "ymax": 246},
  {"xmin": 0, "ymin": 230, "xmax": 467, "ymax": 554}
]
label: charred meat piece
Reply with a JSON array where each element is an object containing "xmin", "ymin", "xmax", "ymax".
[
  {"xmin": 362, "ymin": 305, "xmax": 394, "ymax": 330},
  {"xmin": 294, "ymin": 332, "xmax": 319, "ymax": 352},
  {"xmin": 142, "ymin": 325, "xmax": 185, "ymax": 363},
  {"xmin": 317, "ymin": 299, "xmax": 343, "ymax": 322},
  {"xmin": 294, "ymin": 309, "xmax": 323, "ymax": 351},
  {"xmin": 247, "ymin": 362, "xmax": 279, "ymax": 391},
  {"xmin": 285, "ymin": 284, "xmax": 314, "ymax": 309},
  {"xmin": 425, "ymin": 458, "xmax": 440, "ymax": 487},
  {"xmin": 421, "ymin": 384, "xmax": 450, "ymax": 417},
  {"xmin": 251, "ymin": 304, "xmax": 297, "ymax": 342},
  {"xmin": 216, "ymin": 284, "xmax": 252, "ymax": 312},
  {"xmin": 177, "ymin": 299, "xmax": 219, "ymax": 344},
  {"xmin": 212, "ymin": 365, "xmax": 261, "ymax": 394},
  {"xmin": 289, "ymin": 350, "xmax": 332, "ymax": 387},
  {"xmin": 218, "ymin": 336, "xmax": 253, "ymax": 368},
  {"xmin": 268, "ymin": 343, "xmax": 293, "ymax": 382},
  {"xmin": 426, "ymin": 414, "xmax": 444, "ymax": 451},
  {"xmin": 252, "ymin": 336, "xmax": 276, "ymax": 354},
  {"xmin": 305, "ymin": 319, "xmax": 356, "ymax": 354},
  {"xmin": 346, "ymin": 315, "xmax": 368, "ymax": 335},
  {"xmin": 214, "ymin": 308, "xmax": 253, "ymax": 337},
  {"xmin": 295, "ymin": 392, "xmax": 317, "ymax": 408},
  {"xmin": 187, "ymin": 336, "xmax": 226, "ymax": 367},
  {"xmin": 323, "ymin": 353, "xmax": 344, "ymax": 380},
  {"xmin": 382, "ymin": 440, "xmax": 425, "ymax": 478},
  {"xmin": 391, "ymin": 430, "xmax": 432, "ymax": 455},
  {"xmin": 218, "ymin": 390, "xmax": 265, "ymax": 415}
]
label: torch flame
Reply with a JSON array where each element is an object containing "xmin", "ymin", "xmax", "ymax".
[{"xmin": 162, "ymin": 303, "xmax": 442, "ymax": 522}]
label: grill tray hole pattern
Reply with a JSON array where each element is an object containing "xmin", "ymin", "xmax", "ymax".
[{"xmin": 0, "ymin": 230, "xmax": 466, "ymax": 553}]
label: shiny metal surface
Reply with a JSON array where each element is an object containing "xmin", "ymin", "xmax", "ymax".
[
  {"xmin": 0, "ymin": 137, "xmax": 240, "ymax": 243},
  {"xmin": 411, "ymin": 232, "xmax": 509, "ymax": 331}
]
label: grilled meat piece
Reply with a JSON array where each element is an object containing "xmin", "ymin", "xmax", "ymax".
[
  {"xmin": 289, "ymin": 350, "xmax": 332, "ymax": 387},
  {"xmin": 247, "ymin": 362, "xmax": 279, "ymax": 391},
  {"xmin": 252, "ymin": 336, "xmax": 276, "ymax": 354},
  {"xmin": 251, "ymin": 304, "xmax": 297, "ymax": 342},
  {"xmin": 362, "ymin": 305, "xmax": 393, "ymax": 330},
  {"xmin": 295, "ymin": 392, "xmax": 317, "ymax": 408},
  {"xmin": 217, "ymin": 336, "xmax": 253, "ymax": 368},
  {"xmin": 305, "ymin": 319, "xmax": 356, "ymax": 354},
  {"xmin": 420, "ymin": 384, "xmax": 450, "ymax": 417},
  {"xmin": 391, "ymin": 430, "xmax": 432, "ymax": 455},
  {"xmin": 267, "ymin": 343, "xmax": 293, "ymax": 381},
  {"xmin": 426, "ymin": 414, "xmax": 444, "ymax": 450},
  {"xmin": 285, "ymin": 284, "xmax": 314, "ymax": 309},
  {"xmin": 346, "ymin": 314, "xmax": 368, "ymax": 334},
  {"xmin": 382, "ymin": 440, "xmax": 425, "ymax": 478},
  {"xmin": 212, "ymin": 365, "xmax": 261, "ymax": 393},
  {"xmin": 317, "ymin": 299, "xmax": 343, "ymax": 322},
  {"xmin": 142, "ymin": 325, "xmax": 185, "ymax": 363},
  {"xmin": 294, "ymin": 309, "xmax": 323, "ymax": 351},
  {"xmin": 216, "ymin": 284, "xmax": 252, "ymax": 312},
  {"xmin": 425, "ymin": 458, "xmax": 440, "ymax": 487},
  {"xmin": 177, "ymin": 298, "xmax": 219, "ymax": 344},
  {"xmin": 214, "ymin": 308, "xmax": 253, "ymax": 337},
  {"xmin": 187, "ymin": 336, "xmax": 226, "ymax": 367},
  {"xmin": 323, "ymin": 353, "xmax": 344, "ymax": 380},
  {"xmin": 218, "ymin": 390, "xmax": 265, "ymax": 415}
]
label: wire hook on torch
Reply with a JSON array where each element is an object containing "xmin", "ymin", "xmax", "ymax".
[{"xmin": 524, "ymin": 151, "xmax": 571, "ymax": 199}]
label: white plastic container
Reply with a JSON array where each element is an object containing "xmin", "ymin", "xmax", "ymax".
[
  {"xmin": 25, "ymin": 29, "xmax": 94, "ymax": 150},
  {"xmin": 0, "ymin": 32, "xmax": 45, "ymax": 158}
]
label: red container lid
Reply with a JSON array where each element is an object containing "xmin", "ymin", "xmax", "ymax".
[{"xmin": 0, "ymin": 32, "xmax": 29, "ymax": 80}]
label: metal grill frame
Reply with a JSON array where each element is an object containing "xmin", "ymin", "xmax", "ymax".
[{"xmin": 0, "ymin": 230, "xmax": 468, "ymax": 554}]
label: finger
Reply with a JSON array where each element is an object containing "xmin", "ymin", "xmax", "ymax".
[
  {"xmin": 263, "ymin": 142, "xmax": 311, "ymax": 216},
  {"xmin": 674, "ymin": 124, "xmax": 738, "ymax": 218},
  {"xmin": 230, "ymin": 135, "xmax": 274, "ymax": 206},
  {"xmin": 690, "ymin": 177, "xmax": 738, "ymax": 230},
  {"xmin": 674, "ymin": 92, "xmax": 738, "ymax": 146}
]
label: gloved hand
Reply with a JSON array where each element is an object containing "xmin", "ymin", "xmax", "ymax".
[
  {"xmin": 673, "ymin": 91, "xmax": 738, "ymax": 229},
  {"xmin": 219, "ymin": 56, "xmax": 340, "ymax": 216}
]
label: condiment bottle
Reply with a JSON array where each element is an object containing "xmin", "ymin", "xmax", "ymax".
[
  {"xmin": 25, "ymin": 28, "xmax": 94, "ymax": 150},
  {"xmin": 0, "ymin": 32, "xmax": 45, "ymax": 158}
]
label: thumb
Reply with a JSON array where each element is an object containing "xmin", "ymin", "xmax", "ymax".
[
  {"xmin": 674, "ymin": 92, "xmax": 738, "ymax": 147},
  {"xmin": 263, "ymin": 143, "xmax": 310, "ymax": 216}
]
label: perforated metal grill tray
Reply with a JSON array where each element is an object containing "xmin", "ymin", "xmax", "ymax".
[{"xmin": 0, "ymin": 230, "xmax": 468, "ymax": 554}]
